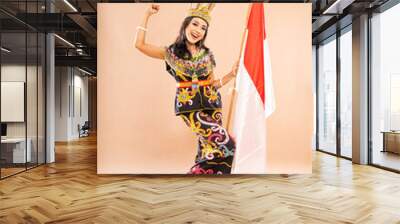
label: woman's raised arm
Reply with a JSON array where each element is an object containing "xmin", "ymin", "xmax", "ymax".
[{"xmin": 135, "ymin": 4, "xmax": 165, "ymax": 60}]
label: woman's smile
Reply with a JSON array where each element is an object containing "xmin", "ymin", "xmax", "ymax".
[{"xmin": 190, "ymin": 31, "xmax": 200, "ymax": 41}]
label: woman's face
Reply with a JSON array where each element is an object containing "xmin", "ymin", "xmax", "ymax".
[{"xmin": 185, "ymin": 17, "xmax": 208, "ymax": 45}]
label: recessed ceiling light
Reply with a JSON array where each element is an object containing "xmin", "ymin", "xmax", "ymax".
[
  {"xmin": 78, "ymin": 67, "xmax": 93, "ymax": 76},
  {"xmin": 63, "ymin": 0, "xmax": 78, "ymax": 12},
  {"xmin": 323, "ymin": 0, "xmax": 354, "ymax": 15},
  {"xmin": 54, "ymin": 34, "xmax": 75, "ymax": 48},
  {"xmin": 1, "ymin": 47, "xmax": 11, "ymax": 53}
]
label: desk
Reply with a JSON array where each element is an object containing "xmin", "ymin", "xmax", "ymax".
[
  {"xmin": 1, "ymin": 138, "xmax": 32, "ymax": 163},
  {"xmin": 382, "ymin": 131, "xmax": 400, "ymax": 154}
]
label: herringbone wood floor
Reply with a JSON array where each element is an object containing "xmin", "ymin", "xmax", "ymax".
[{"xmin": 1, "ymin": 134, "xmax": 400, "ymax": 224}]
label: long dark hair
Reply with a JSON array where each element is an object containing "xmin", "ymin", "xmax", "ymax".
[{"xmin": 168, "ymin": 16, "xmax": 209, "ymax": 60}]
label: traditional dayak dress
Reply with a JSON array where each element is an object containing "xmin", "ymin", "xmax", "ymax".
[{"xmin": 164, "ymin": 46, "xmax": 236, "ymax": 174}]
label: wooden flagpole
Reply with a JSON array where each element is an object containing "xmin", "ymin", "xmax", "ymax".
[{"xmin": 226, "ymin": 3, "xmax": 252, "ymax": 131}]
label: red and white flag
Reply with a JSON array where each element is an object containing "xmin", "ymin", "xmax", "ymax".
[{"xmin": 232, "ymin": 4, "xmax": 275, "ymax": 174}]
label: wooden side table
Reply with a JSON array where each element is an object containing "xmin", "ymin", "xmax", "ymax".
[{"xmin": 381, "ymin": 131, "xmax": 400, "ymax": 154}]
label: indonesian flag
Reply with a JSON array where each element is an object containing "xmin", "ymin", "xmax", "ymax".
[{"xmin": 232, "ymin": 4, "xmax": 275, "ymax": 174}]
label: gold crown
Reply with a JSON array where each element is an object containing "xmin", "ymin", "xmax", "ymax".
[{"xmin": 187, "ymin": 3, "xmax": 215, "ymax": 24}]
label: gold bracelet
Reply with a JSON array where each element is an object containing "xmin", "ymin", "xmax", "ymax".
[{"xmin": 136, "ymin": 26, "xmax": 148, "ymax": 32}]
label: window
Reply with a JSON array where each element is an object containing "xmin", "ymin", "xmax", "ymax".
[
  {"xmin": 339, "ymin": 28, "xmax": 352, "ymax": 158},
  {"xmin": 317, "ymin": 36, "xmax": 337, "ymax": 154},
  {"xmin": 371, "ymin": 3, "xmax": 400, "ymax": 171}
]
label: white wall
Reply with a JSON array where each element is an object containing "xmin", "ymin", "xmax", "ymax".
[
  {"xmin": 72, "ymin": 73, "xmax": 89, "ymax": 138},
  {"xmin": 55, "ymin": 66, "xmax": 70, "ymax": 141},
  {"xmin": 55, "ymin": 67, "xmax": 89, "ymax": 141},
  {"xmin": 1, "ymin": 65, "xmax": 37, "ymax": 138},
  {"xmin": 1, "ymin": 66, "xmax": 26, "ymax": 132}
]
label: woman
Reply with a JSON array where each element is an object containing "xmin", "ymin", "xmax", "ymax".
[{"xmin": 135, "ymin": 3, "xmax": 238, "ymax": 174}]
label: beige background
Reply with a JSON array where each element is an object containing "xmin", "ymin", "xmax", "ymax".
[{"xmin": 97, "ymin": 3, "xmax": 312, "ymax": 174}]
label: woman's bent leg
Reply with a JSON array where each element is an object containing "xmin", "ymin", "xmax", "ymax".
[{"xmin": 180, "ymin": 110, "xmax": 236, "ymax": 174}]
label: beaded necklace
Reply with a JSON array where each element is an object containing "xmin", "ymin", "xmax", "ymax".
[{"xmin": 165, "ymin": 47, "xmax": 214, "ymax": 83}]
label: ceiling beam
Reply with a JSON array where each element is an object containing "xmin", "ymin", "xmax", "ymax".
[{"xmin": 55, "ymin": 55, "xmax": 96, "ymax": 69}]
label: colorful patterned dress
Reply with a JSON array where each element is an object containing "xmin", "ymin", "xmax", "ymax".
[{"xmin": 165, "ymin": 46, "xmax": 236, "ymax": 174}]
